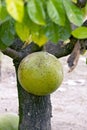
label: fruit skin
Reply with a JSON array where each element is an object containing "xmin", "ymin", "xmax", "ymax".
[
  {"xmin": 18, "ymin": 51, "xmax": 63, "ymax": 96},
  {"xmin": 0, "ymin": 113, "xmax": 19, "ymax": 130}
]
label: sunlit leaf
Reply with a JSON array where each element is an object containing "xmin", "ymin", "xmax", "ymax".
[
  {"xmin": 27, "ymin": 0, "xmax": 46, "ymax": 25},
  {"xmin": 63, "ymin": 0, "xmax": 83, "ymax": 26},
  {"xmin": 32, "ymin": 29, "xmax": 48, "ymax": 46},
  {"xmin": 72, "ymin": 27, "xmax": 87, "ymax": 39},
  {"xmin": 15, "ymin": 21, "xmax": 30, "ymax": 42},
  {"xmin": 72, "ymin": 0, "xmax": 77, "ymax": 4},
  {"xmin": 6, "ymin": 0, "xmax": 24, "ymax": 22},
  {"xmin": 47, "ymin": 0, "xmax": 65, "ymax": 26},
  {"xmin": 15, "ymin": 8, "xmax": 40, "ymax": 42}
]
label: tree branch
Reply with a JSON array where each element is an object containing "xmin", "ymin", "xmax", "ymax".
[
  {"xmin": 45, "ymin": 39, "xmax": 76, "ymax": 58},
  {"xmin": 2, "ymin": 48, "xmax": 21, "ymax": 59},
  {"xmin": 2, "ymin": 38, "xmax": 77, "ymax": 60},
  {"xmin": 2, "ymin": 39, "xmax": 43, "ymax": 60}
]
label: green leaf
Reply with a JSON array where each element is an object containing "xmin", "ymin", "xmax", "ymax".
[
  {"xmin": 15, "ymin": 22, "xmax": 30, "ymax": 42},
  {"xmin": 59, "ymin": 18, "xmax": 71, "ymax": 40},
  {"xmin": 15, "ymin": 7, "xmax": 43, "ymax": 43},
  {"xmin": 27, "ymin": 0, "xmax": 46, "ymax": 25},
  {"xmin": 15, "ymin": 19, "xmax": 30, "ymax": 42},
  {"xmin": 44, "ymin": 17, "xmax": 71, "ymax": 43},
  {"xmin": 0, "ymin": 20, "xmax": 15, "ymax": 47},
  {"xmin": 63, "ymin": 0, "xmax": 83, "ymax": 26},
  {"xmin": 82, "ymin": 3, "xmax": 87, "ymax": 21},
  {"xmin": 32, "ymin": 33, "xmax": 48, "ymax": 47},
  {"xmin": 44, "ymin": 21, "xmax": 60, "ymax": 43},
  {"xmin": 47, "ymin": 0, "xmax": 65, "ymax": 26},
  {"xmin": 32, "ymin": 28, "xmax": 48, "ymax": 46},
  {"xmin": 6, "ymin": 0, "xmax": 24, "ymax": 22},
  {"xmin": 0, "ymin": 40, "xmax": 7, "ymax": 50},
  {"xmin": 15, "ymin": 8, "xmax": 38, "ymax": 42},
  {"xmin": 15, "ymin": 8, "xmax": 48, "ymax": 46},
  {"xmin": 72, "ymin": 27, "xmax": 87, "ymax": 39},
  {"xmin": 0, "ymin": 1, "xmax": 10, "ymax": 25},
  {"xmin": 71, "ymin": 0, "xmax": 77, "ymax": 4}
]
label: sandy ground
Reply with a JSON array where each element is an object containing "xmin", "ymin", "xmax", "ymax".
[{"xmin": 0, "ymin": 53, "xmax": 87, "ymax": 130}]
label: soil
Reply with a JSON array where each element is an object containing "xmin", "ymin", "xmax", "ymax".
[{"xmin": 0, "ymin": 53, "xmax": 87, "ymax": 130}]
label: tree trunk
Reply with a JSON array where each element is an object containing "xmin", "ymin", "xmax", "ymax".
[{"xmin": 13, "ymin": 59, "xmax": 52, "ymax": 130}]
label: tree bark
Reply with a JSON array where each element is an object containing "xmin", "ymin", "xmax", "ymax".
[{"xmin": 13, "ymin": 52, "xmax": 52, "ymax": 130}]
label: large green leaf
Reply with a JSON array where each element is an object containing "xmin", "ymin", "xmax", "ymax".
[
  {"xmin": 63, "ymin": 0, "xmax": 83, "ymax": 26},
  {"xmin": 27, "ymin": 0, "xmax": 46, "ymax": 25},
  {"xmin": 72, "ymin": 27, "xmax": 87, "ymax": 39},
  {"xmin": 47, "ymin": 0, "xmax": 65, "ymax": 26},
  {"xmin": 6, "ymin": 0, "xmax": 24, "ymax": 22},
  {"xmin": 0, "ymin": 20, "xmax": 15, "ymax": 47}
]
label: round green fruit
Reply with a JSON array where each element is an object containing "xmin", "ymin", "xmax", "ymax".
[
  {"xmin": 18, "ymin": 51, "xmax": 63, "ymax": 96},
  {"xmin": 0, "ymin": 113, "xmax": 19, "ymax": 130}
]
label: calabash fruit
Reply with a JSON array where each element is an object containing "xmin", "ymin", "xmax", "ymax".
[
  {"xmin": 18, "ymin": 51, "xmax": 63, "ymax": 96},
  {"xmin": 0, "ymin": 113, "xmax": 19, "ymax": 130}
]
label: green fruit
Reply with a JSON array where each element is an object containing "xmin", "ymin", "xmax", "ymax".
[
  {"xmin": 18, "ymin": 51, "xmax": 63, "ymax": 96},
  {"xmin": 0, "ymin": 113, "xmax": 19, "ymax": 130}
]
